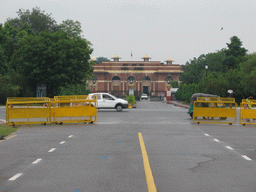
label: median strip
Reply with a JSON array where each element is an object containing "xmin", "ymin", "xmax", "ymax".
[{"xmin": 138, "ymin": 132, "xmax": 157, "ymax": 192}]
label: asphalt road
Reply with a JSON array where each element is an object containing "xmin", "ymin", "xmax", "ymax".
[{"xmin": 1, "ymin": 101, "xmax": 256, "ymax": 191}]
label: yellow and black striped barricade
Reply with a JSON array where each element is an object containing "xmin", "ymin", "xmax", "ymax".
[
  {"xmin": 240, "ymin": 99, "xmax": 256, "ymax": 125},
  {"xmin": 52, "ymin": 95, "xmax": 98, "ymax": 124},
  {"xmin": 6, "ymin": 97, "xmax": 52, "ymax": 126},
  {"xmin": 193, "ymin": 97, "xmax": 237, "ymax": 125}
]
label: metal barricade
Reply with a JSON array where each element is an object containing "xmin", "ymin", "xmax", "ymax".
[
  {"xmin": 193, "ymin": 97, "xmax": 237, "ymax": 125},
  {"xmin": 239, "ymin": 99, "xmax": 256, "ymax": 125},
  {"xmin": 6, "ymin": 97, "xmax": 52, "ymax": 126},
  {"xmin": 52, "ymin": 95, "xmax": 98, "ymax": 124}
]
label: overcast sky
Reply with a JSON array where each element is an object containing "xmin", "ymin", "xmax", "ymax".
[{"xmin": 1, "ymin": 0, "xmax": 255, "ymax": 64}]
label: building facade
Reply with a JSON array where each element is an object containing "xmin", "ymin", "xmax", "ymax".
[{"xmin": 88, "ymin": 54, "xmax": 183, "ymax": 98}]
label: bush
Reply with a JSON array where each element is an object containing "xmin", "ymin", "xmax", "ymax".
[
  {"xmin": 59, "ymin": 84, "xmax": 91, "ymax": 96},
  {"xmin": 126, "ymin": 94, "xmax": 136, "ymax": 105}
]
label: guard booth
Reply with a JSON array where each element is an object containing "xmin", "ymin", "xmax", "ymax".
[
  {"xmin": 193, "ymin": 97, "xmax": 237, "ymax": 125},
  {"xmin": 240, "ymin": 99, "xmax": 256, "ymax": 125}
]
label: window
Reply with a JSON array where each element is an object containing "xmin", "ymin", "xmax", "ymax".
[
  {"xmin": 142, "ymin": 76, "xmax": 151, "ymax": 81},
  {"xmin": 103, "ymin": 94, "xmax": 114, "ymax": 100},
  {"xmin": 112, "ymin": 76, "xmax": 121, "ymax": 80}
]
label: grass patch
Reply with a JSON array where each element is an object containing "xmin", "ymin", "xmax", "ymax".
[{"xmin": 0, "ymin": 125, "xmax": 18, "ymax": 140}]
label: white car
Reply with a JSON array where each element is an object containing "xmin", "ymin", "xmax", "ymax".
[
  {"xmin": 141, "ymin": 94, "xmax": 148, "ymax": 100},
  {"xmin": 89, "ymin": 93, "xmax": 128, "ymax": 112}
]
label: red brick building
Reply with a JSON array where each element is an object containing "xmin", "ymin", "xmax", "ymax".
[{"xmin": 87, "ymin": 54, "xmax": 183, "ymax": 98}]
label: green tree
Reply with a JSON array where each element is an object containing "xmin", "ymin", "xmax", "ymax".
[
  {"xmin": 59, "ymin": 84, "xmax": 91, "ymax": 95},
  {"xmin": 240, "ymin": 53, "xmax": 256, "ymax": 96},
  {"xmin": 11, "ymin": 31, "xmax": 93, "ymax": 97},
  {"xmin": 223, "ymin": 36, "xmax": 247, "ymax": 70},
  {"xmin": 180, "ymin": 50, "xmax": 226, "ymax": 85},
  {"xmin": 58, "ymin": 19, "xmax": 83, "ymax": 39},
  {"xmin": 171, "ymin": 80, "xmax": 179, "ymax": 88},
  {"xmin": 6, "ymin": 7, "xmax": 59, "ymax": 35},
  {"xmin": 0, "ymin": 75, "xmax": 21, "ymax": 104},
  {"xmin": 96, "ymin": 57, "xmax": 110, "ymax": 64}
]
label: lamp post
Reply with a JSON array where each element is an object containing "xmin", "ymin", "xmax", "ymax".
[
  {"xmin": 130, "ymin": 79, "xmax": 133, "ymax": 84},
  {"xmin": 205, "ymin": 64, "xmax": 208, "ymax": 77},
  {"xmin": 91, "ymin": 78, "xmax": 96, "ymax": 92}
]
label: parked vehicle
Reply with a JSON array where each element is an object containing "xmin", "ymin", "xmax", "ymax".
[
  {"xmin": 89, "ymin": 93, "xmax": 128, "ymax": 112},
  {"xmin": 188, "ymin": 93, "xmax": 218, "ymax": 118},
  {"xmin": 141, "ymin": 94, "xmax": 148, "ymax": 100}
]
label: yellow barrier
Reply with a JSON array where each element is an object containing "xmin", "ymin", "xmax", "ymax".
[
  {"xmin": 239, "ymin": 99, "xmax": 256, "ymax": 125},
  {"xmin": 6, "ymin": 97, "xmax": 52, "ymax": 126},
  {"xmin": 52, "ymin": 95, "xmax": 98, "ymax": 124},
  {"xmin": 6, "ymin": 95, "xmax": 98, "ymax": 125},
  {"xmin": 193, "ymin": 97, "xmax": 237, "ymax": 125}
]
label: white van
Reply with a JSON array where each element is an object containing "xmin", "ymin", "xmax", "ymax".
[{"xmin": 89, "ymin": 93, "xmax": 128, "ymax": 112}]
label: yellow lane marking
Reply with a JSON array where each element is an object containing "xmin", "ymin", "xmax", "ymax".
[
  {"xmin": 0, "ymin": 135, "xmax": 17, "ymax": 142},
  {"xmin": 138, "ymin": 132, "xmax": 157, "ymax": 192}
]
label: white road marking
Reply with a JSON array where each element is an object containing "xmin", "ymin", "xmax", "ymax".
[
  {"xmin": 60, "ymin": 141, "xmax": 66, "ymax": 144},
  {"xmin": 48, "ymin": 148, "xmax": 56, "ymax": 152},
  {"xmin": 204, "ymin": 133, "xmax": 210, "ymax": 136},
  {"xmin": 214, "ymin": 139, "xmax": 220, "ymax": 142},
  {"xmin": 32, "ymin": 158, "xmax": 42, "ymax": 164},
  {"xmin": 68, "ymin": 135, "xmax": 73, "ymax": 138},
  {"xmin": 8, "ymin": 173, "xmax": 23, "ymax": 181},
  {"xmin": 242, "ymin": 155, "xmax": 252, "ymax": 161},
  {"xmin": 225, "ymin": 146, "xmax": 234, "ymax": 150}
]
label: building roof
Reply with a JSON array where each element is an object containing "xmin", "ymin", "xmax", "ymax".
[
  {"xmin": 91, "ymin": 56, "xmax": 97, "ymax": 62},
  {"xmin": 112, "ymin": 54, "xmax": 121, "ymax": 59},
  {"xmin": 142, "ymin": 54, "xmax": 151, "ymax": 59},
  {"xmin": 166, "ymin": 57, "xmax": 173, "ymax": 62}
]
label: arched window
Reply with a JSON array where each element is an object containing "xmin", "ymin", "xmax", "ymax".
[
  {"xmin": 142, "ymin": 76, "xmax": 151, "ymax": 81},
  {"xmin": 91, "ymin": 76, "xmax": 97, "ymax": 84},
  {"xmin": 127, "ymin": 76, "xmax": 136, "ymax": 81},
  {"xmin": 165, "ymin": 76, "xmax": 173, "ymax": 81},
  {"xmin": 112, "ymin": 76, "xmax": 121, "ymax": 80}
]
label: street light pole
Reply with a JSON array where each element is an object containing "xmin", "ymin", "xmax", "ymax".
[{"xmin": 205, "ymin": 64, "xmax": 208, "ymax": 77}]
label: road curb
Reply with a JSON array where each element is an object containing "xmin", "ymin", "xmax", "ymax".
[{"xmin": 170, "ymin": 101, "xmax": 189, "ymax": 109}]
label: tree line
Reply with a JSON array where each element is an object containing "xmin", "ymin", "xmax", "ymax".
[
  {"xmin": 176, "ymin": 36, "xmax": 256, "ymax": 103},
  {"xmin": 0, "ymin": 7, "xmax": 94, "ymax": 104}
]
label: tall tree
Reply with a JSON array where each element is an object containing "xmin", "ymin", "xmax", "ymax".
[
  {"xmin": 6, "ymin": 7, "xmax": 59, "ymax": 35},
  {"xmin": 223, "ymin": 36, "xmax": 247, "ymax": 70},
  {"xmin": 11, "ymin": 31, "xmax": 93, "ymax": 97},
  {"xmin": 58, "ymin": 19, "xmax": 83, "ymax": 39}
]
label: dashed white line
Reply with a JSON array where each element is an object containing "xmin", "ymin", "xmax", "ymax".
[
  {"xmin": 225, "ymin": 146, "xmax": 234, "ymax": 150},
  {"xmin": 9, "ymin": 173, "xmax": 23, "ymax": 181},
  {"xmin": 242, "ymin": 155, "xmax": 252, "ymax": 161},
  {"xmin": 68, "ymin": 135, "xmax": 73, "ymax": 138},
  {"xmin": 32, "ymin": 158, "xmax": 42, "ymax": 164},
  {"xmin": 214, "ymin": 139, "xmax": 220, "ymax": 142},
  {"xmin": 60, "ymin": 141, "xmax": 66, "ymax": 144},
  {"xmin": 204, "ymin": 133, "xmax": 210, "ymax": 136},
  {"xmin": 48, "ymin": 148, "xmax": 56, "ymax": 152}
]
